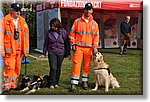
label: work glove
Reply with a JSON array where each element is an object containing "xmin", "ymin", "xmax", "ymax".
[{"xmin": 23, "ymin": 53, "xmax": 29, "ymax": 57}]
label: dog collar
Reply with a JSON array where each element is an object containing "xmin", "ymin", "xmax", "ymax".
[{"xmin": 94, "ymin": 68, "xmax": 110, "ymax": 75}]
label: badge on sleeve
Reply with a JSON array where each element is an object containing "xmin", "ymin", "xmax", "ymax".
[
  {"xmin": 92, "ymin": 26, "xmax": 95, "ymax": 29},
  {"xmin": 24, "ymin": 24, "xmax": 27, "ymax": 28}
]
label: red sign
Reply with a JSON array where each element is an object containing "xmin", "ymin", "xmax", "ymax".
[
  {"xmin": 36, "ymin": 0, "xmax": 143, "ymax": 12},
  {"xmin": 60, "ymin": 0, "xmax": 102, "ymax": 9}
]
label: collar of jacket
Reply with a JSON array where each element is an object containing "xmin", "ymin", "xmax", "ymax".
[
  {"xmin": 81, "ymin": 13, "xmax": 93, "ymax": 22},
  {"xmin": 50, "ymin": 27, "xmax": 65, "ymax": 34},
  {"xmin": 4, "ymin": 14, "xmax": 22, "ymax": 25}
]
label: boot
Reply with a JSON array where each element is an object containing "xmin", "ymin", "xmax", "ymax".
[
  {"xmin": 69, "ymin": 84, "xmax": 76, "ymax": 92},
  {"xmin": 120, "ymin": 46, "xmax": 124, "ymax": 55},
  {"xmin": 82, "ymin": 81, "xmax": 88, "ymax": 90},
  {"xmin": 2, "ymin": 88, "xmax": 10, "ymax": 94}
]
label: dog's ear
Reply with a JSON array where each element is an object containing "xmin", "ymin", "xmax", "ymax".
[
  {"xmin": 23, "ymin": 76, "xmax": 31, "ymax": 82},
  {"xmin": 37, "ymin": 76, "xmax": 44, "ymax": 81},
  {"xmin": 26, "ymin": 77, "xmax": 31, "ymax": 82}
]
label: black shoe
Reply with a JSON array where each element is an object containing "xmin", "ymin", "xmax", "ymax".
[
  {"xmin": 2, "ymin": 89, "xmax": 10, "ymax": 94},
  {"xmin": 123, "ymin": 50, "xmax": 127, "ymax": 54},
  {"xmin": 69, "ymin": 84, "xmax": 76, "ymax": 92},
  {"xmin": 82, "ymin": 81, "xmax": 88, "ymax": 90},
  {"xmin": 11, "ymin": 87, "xmax": 20, "ymax": 90}
]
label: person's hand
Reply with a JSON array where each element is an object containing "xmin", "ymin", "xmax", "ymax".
[
  {"xmin": 93, "ymin": 48, "xmax": 98, "ymax": 54},
  {"xmin": 39, "ymin": 55, "xmax": 45, "ymax": 59},
  {"xmin": 67, "ymin": 55, "xmax": 71, "ymax": 60},
  {"xmin": 127, "ymin": 33, "xmax": 130, "ymax": 37},
  {"xmin": 24, "ymin": 53, "xmax": 29, "ymax": 57},
  {"xmin": 72, "ymin": 44, "xmax": 76, "ymax": 51}
]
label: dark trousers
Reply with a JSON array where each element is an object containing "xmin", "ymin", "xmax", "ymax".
[{"xmin": 48, "ymin": 54, "xmax": 64, "ymax": 86}]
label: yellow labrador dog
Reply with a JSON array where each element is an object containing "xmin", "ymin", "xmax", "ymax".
[{"xmin": 92, "ymin": 52, "xmax": 120, "ymax": 92}]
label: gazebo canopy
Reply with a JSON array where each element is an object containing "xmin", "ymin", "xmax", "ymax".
[{"xmin": 44, "ymin": 0, "xmax": 143, "ymax": 10}]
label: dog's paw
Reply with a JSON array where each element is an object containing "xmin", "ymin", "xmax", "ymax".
[
  {"xmin": 25, "ymin": 89, "xmax": 36, "ymax": 94},
  {"xmin": 105, "ymin": 89, "xmax": 109, "ymax": 92},
  {"xmin": 20, "ymin": 90, "xmax": 23, "ymax": 92},
  {"xmin": 112, "ymin": 85, "xmax": 120, "ymax": 89},
  {"xmin": 20, "ymin": 87, "xmax": 29, "ymax": 92},
  {"xmin": 92, "ymin": 88, "xmax": 97, "ymax": 91}
]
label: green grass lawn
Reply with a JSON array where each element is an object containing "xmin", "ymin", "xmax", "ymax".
[{"xmin": 2, "ymin": 48, "xmax": 143, "ymax": 95}]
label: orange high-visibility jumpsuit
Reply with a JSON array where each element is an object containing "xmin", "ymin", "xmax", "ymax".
[
  {"xmin": 69, "ymin": 14, "xmax": 99, "ymax": 85},
  {"xmin": 0, "ymin": 18, "xmax": 4, "ymax": 55},
  {"xmin": 0, "ymin": 18, "xmax": 5, "ymax": 93},
  {"xmin": 1, "ymin": 14, "xmax": 29, "ymax": 90}
]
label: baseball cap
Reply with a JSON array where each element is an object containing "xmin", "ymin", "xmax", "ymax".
[
  {"xmin": 84, "ymin": 3, "xmax": 93, "ymax": 10},
  {"xmin": 11, "ymin": 3, "xmax": 22, "ymax": 10}
]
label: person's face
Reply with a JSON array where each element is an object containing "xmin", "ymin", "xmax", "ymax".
[
  {"xmin": 84, "ymin": 9, "xmax": 93, "ymax": 18},
  {"xmin": 11, "ymin": 9, "xmax": 21, "ymax": 19},
  {"xmin": 125, "ymin": 16, "xmax": 130, "ymax": 23},
  {"xmin": 51, "ymin": 24, "xmax": 58, "ymax": 31}
]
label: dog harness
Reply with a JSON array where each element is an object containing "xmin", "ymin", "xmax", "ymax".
[{"xmin": 94, "ymin": 68, "xmax": 111, "ymax": 75}]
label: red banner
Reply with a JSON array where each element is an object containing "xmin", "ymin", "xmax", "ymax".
[
  {"xmin": 60, "ymin": 0, "xmax": 102, "ymax": 9},
  {"xmin": 37, "ymin": 0, "xmax": 143, "ymax": 11}
]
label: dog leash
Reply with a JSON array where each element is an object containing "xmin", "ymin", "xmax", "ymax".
[{"xmin": 25, "ymin": 57, "xmax": 27, "ymax": 76}]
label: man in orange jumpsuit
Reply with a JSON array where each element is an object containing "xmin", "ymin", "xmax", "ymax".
[
  {"xmin": 0, "ymin": 10, "xmax": 4, "ymax": 56},
  {"xmin": 0, "ymin": 10, "xmax": 4, "ymax": 94},
  {"xmin": 69, "ymin": 3, "xmax": 100, "ymax": 92},
  {"xmin": 1, "ymin": 3, "xmax": 29, "ymax": 92}
]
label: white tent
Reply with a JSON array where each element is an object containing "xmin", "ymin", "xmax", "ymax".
[{"xmin": 35, "ymin": 3, "xmax": 61, "ymax": 52}]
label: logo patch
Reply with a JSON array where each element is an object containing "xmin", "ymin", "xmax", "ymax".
[
  {"xmin": 92, "ymin": 26, "xmax": 95, "ymax": 29},
  {"xmin": 17, "ymin": 4, "xmax": 19, "ymax": 7},
  {"xmin": 24, "ymin": 24, "xmax": 27, "ymax": 27}
]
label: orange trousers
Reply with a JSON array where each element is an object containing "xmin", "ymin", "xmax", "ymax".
[
  {"xmin": 3, "ymin": 51, "xmax": 22, "ymax": 89},
  {"xmin": 71, "ymin": 45, "xmax": 92, "ymax": 84}
]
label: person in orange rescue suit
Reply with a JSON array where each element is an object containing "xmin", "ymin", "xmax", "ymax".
[
  {"xmin": 1, "ymin": 3, "xmax": 29, "ymax": 93},
  {"xmin": 69, "ymin": 2, "xmax": 100, "ymax": 92},
  {"xmin": 0, "ymin": 10, "xmax": 4, "ymax": 57},
  {"xmin": 0, "ymin": 10, "xmax": 4, "ymax": 94}
]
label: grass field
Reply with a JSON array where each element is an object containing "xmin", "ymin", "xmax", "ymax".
[{"xmin": 2, "ymin": 48, "xmax": 143, "ymax": 95}]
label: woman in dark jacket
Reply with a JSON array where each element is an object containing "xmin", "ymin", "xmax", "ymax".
[{"xmin": 40, "ymin": 18, "xmax": 71, "ymax": 89}]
